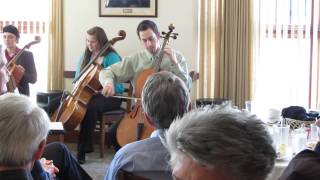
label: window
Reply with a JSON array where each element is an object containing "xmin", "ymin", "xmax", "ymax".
[{"xmin": 253, "ymin": 0, "xmax": 320, "ymax": 110}]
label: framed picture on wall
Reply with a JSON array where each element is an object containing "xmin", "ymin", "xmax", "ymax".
[{"xmin": 99, "ymin": 0, "xmax": 157, "ymax": 17}]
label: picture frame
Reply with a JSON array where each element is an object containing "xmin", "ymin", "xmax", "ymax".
[{"xmin": 99, "ymin": 0, "xmax": 157, "ymax": 17}]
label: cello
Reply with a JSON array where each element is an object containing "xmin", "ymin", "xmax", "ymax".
[
  {"xmin": 52, "ymin": 30, "xmax": 126, "ymax": 131},
  {"xmin": 116, "ymin": 24, "xmax": 178, "ymax": 147},
  {"xmin": 6, "ymin": 36, "xmax": 41, "ymax": 92}
]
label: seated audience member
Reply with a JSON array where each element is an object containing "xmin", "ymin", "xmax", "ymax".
[
  {"xmin": 0, "ymin": 93, "xmax": 91, "ymax": 180},
  {"xmin": 279, "ymin": 148, "xmax": 320, "ymax": 180},
  {"xmin": 105, "ymin": 71, "xmax": 190, "ymax": 180},
  {"xmin": 165, "ymin": 106, "xmax": 276, "ymax": 180}
]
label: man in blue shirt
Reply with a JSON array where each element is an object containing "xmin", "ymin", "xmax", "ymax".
[{"xmin": 104, "ymin": 71, "xmax": 190, "ymax": 180}]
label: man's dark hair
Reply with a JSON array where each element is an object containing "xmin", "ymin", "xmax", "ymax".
[
  {"xmin": 3, "ymin": 25, "xmax": 20, "ymax": 39},
  {"xmin": 136, "ymin": 20, "xmax": 159, "ymax": 39}
]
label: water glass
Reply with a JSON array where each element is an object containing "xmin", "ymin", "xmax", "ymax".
[
  {"xmin": 306, "ymin": 124, "xmax": 319, "ymax": 150},
  {"xmin": 273, "ymin": 125, "xmax": 290, "ymax": 157},
  {"xmin": 309, "ymin": 124, "xmax": 319, "ymax": 141},
  {"xmin": 245, "ymin": 101, "xmax": 252, "ymax": 112},
  {"xmin": 292, "ymin": 129, "xmax": 307, "ymax": 155}
]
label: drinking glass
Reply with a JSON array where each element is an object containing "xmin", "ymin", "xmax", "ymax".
[
  {"xmin": 309, "ymin": 123, "xmax": 319, "ymax": 141},
  {"xmin": 307, "ymin": 123, "xmax": 319, "ymax": 150},
  {"xmin": 245, "ymin": 100, "xmax": 252, "ymax": 112},
  {"xmin": 292, "ymin": 128, "xmax": 307, "ymax": 155},
  {"xmin": 273, "ymin": 125, "xmax": 290, "ymax": 158}
]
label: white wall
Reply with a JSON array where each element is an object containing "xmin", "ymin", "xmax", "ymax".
[{"xmin": 64, "ymin": 0, "xmax": 198, "ymax": 98}]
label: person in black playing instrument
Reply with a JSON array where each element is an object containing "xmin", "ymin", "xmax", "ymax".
[{"xmin": 2, "ymin": 25, "xmax": 37, "ymax": 96}]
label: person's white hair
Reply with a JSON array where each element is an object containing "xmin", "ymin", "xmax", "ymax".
[
  {"xmin": 0, "ymin": 93, "xmax": 50, "ymax": 166},
  {"xmin": 165, "ymin": 106, "xmax": 276, "ymax": 180}
]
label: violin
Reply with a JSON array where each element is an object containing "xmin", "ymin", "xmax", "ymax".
[
  {"xmin": 6, "ymin": 36, "xmax": 41, "ymax": 92},
  {"xmin": 116, "ymin": 24, "xmax": 178, "ymax": 147}
]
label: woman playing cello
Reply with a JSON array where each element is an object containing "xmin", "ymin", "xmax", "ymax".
[{"xmin": 75, "ymin": 26, "xmax": 124, "ymax": 164}]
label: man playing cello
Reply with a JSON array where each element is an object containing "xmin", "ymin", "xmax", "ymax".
[{"xmin": 99, "ymin": 20, "xmax": 192, "ymax": 151}]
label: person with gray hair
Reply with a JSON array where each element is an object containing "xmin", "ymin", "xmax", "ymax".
[
  {"xmin": 0, "ymin": 93, "xmax": 91, "ymax": 180},
  {"xmin": 105, "ymin": 71, "xmax": 190, "ymax": 180},
  {"xmin": 165, "ymin": 106, "xmax": 276, "ymax": 180},
  {"xmin": 0, "ymin": 93, "xmax": 50, "ymax": 179}
]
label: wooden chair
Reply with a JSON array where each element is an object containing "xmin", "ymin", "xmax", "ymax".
[
  {"xmin": 96, "ymin": 82, "xmax": 133, "ymax": 158},
  {"xmin": 117, "ymin": 169, "xmax": 150, "ymax": 180}
]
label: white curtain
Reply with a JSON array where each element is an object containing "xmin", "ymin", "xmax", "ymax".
[{"xmin": 253, "ymin": 0, "xmax": 320, "ymax": 110}]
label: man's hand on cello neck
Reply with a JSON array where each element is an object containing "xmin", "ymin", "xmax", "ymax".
[{"xmin": 163, "ymin": 47, "xmax": 178, "ymax": 65}]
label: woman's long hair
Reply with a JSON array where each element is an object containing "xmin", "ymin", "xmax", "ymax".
[{"xmin": 80, "ymin": 26, "xmax": 116, "ymax": 71}]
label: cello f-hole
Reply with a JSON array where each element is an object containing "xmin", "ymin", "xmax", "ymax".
[{"xmin": 129, "ymin": 105, "xmax": 141, "ymax": 119}]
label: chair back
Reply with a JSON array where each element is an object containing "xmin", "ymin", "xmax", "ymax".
[{"xmin": 96, "ymin": 81, "xmax": 133, "ymax": 158}]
